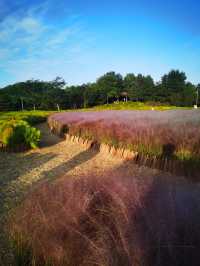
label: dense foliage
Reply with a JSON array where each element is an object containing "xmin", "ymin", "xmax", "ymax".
[
  {"xmin": 0, "ymin": 70, "xmax": 199, "ymax": 111},
  {"xmin": 0, "ymin": 120, "xmax": 41, "ymax": 149}
]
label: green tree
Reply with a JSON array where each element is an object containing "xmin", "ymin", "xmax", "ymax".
[
  {"xmin": 124, "ymin": 74, "xmax": 137, "ymax": 100},
  {"xmin": 161, "ymin": 70, "xmax": 188, "ymax": 105},
  {"xmin": 0, "ymin": 93, "xmax": 11, "ymax": 111},
  {"xmin": 96, "ymin": 72, "xmax": 123, "ymax": 104},
  {"xmin": 181, "ymin": 82, "xmax": 196, "ymax": 106},
  {"xmin": 124, "ymin": 74, "xmax": 154, "ymax": 102}
]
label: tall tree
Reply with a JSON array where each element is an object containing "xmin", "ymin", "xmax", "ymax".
[
  {"xmin": 96, "ymin": 72, "xmax": 123, "ymax": 103},
  {"xmin": 124, "ymin": 73, "xmax": 137, "ymax": 100},
  {"xmin": 161, "ymin": 70, "xmax": 188, "ymax": 105}
]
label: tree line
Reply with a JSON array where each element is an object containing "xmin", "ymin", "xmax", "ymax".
[{"xmin": 0, "ymin": 70, "xmax": 199, "ymax": 111}]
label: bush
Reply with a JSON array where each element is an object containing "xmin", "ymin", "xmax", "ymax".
[{"xmin": 0, "ymin": 120, "xmax": 41, "ymax": 149}]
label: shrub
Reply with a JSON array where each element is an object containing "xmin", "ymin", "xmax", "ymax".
[{"xmin": 0, "ymin": 120, "xmax": 41, "ymax": 149}]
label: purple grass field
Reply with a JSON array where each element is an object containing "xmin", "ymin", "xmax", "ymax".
[{"xmin": 49, "ymin": 110, "xmax": 200, "ymax": 160}]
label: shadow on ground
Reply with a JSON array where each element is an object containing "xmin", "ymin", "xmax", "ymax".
[
  {"xmin": 41, "ymin": 148, "xmax": 100, "ymax": 181},
  {"xmin": 36, "ymin": 123, "xmax": 63, "ymax": 148},
  {"xmin": 0, "ymin": 152, "xmax": 57, "ymax": 187},
  {"xmin": 0, "ymin": 151, "xmax": 58, "ymax": 265}
]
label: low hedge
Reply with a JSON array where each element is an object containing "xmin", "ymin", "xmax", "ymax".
[{"xmin": 0, "ymin": 120, "xmax": 41, "ymax": 150}]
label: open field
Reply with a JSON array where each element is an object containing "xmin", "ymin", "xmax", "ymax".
[{"xmin": 1, "ymin": 108, "xmax": 200, "ymax": 265}]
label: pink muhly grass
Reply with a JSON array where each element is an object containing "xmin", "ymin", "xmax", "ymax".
[
  {"xmin": 48, "ymin": 110, "xmax": 200, "ymax": 160},
  {"xmin": 9, "ymin": 170, "xmax": 200, "ymax": 266}
]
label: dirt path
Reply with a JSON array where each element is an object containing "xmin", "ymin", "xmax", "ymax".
[{"xmin": 0, "ymin": 123, "xmax": 187, "ymax": 265}]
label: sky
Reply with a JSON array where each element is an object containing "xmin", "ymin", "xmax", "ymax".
[{"xmin": 0, "ymin": 0, "xmax": 200, "ymax": 87}]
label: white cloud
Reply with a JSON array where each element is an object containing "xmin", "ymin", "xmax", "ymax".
[
  {"xmin": 0, "ymin": 2, "xmax": 95, "ymax": 85},
  {"xmin": 47, "ymin": 27, "xmax": 76, "ymax": 47},
  {"xmin": 0, "ymin": 16, "xmax": 45, "ymax": 44},
  {"xmin": 19, "ymin": 17, "xmax": 43, "ymax": 34}
]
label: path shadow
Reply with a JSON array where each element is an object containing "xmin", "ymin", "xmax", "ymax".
[
  {"xmin": 41, "ymin": 147, "xmax": 100, "ymax": 182},
  {"xmin": 0, "ymin": 151, "xmax": 58, "ymax": 265},
  {"xmin": 0, "ymin": 152, "xmax": 57, "ymax": 187},
  {"xmin": 0, "ymin": 152, "xmax": 57, "ymax": 217},
  {"xmin": 36, "ymin": 123, "xmax": 63, "ymax": 148}
]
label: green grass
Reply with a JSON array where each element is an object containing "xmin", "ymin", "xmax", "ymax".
[
  {"xmin": 0, "ymin": 110, "xmax": 54, "ymax": 126},
  {"xmin": 90, "ymin": 101, "xmax": 192, "ymax": 111}
]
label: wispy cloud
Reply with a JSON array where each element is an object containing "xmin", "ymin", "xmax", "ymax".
[{"xmin": 0, "ymin": 1, "xmax": 95, "ymax": 86}]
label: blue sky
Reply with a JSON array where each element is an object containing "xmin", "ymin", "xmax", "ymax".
[{"xmin": 0, "ymin": 0, "xmax": 200, "ymax": 87}]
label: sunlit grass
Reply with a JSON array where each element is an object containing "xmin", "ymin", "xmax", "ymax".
[
  {"xmin": 90, "ymin": 101, "xmax": 192, "ymax": 111},
  {"xmin": 48, "ymin": 109, "xmax": 200, "ymax": 178},
  {"xmin": 0, "ymin": 110, "xmax": 54, "ymax": 125}
]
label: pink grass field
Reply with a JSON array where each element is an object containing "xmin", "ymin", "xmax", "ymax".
[
  {"xmin": 48, "ymin": 110, "xmax": 200, "ymax": 156},
  {"xmin": 48, "ymin": 110, "xmax": 200, "ymax": 179},
  {"xmin": 9, "ymin": 170, "xmax": 200, "ymax": 266}
]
